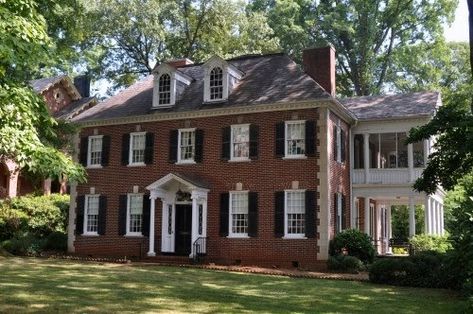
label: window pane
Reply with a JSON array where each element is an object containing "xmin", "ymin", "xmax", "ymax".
[
  {"xmin": 286, "ymin": 122, "xmax": 305, "ymax": 155},
  {"xmin": 131, "ymin": 134, "xmax": 145, "ymax": 163},
  {"xmin": 86, "ymin": 196, "xmax": 99, "ymax": 232},
  {"xmin": 231, "ymin": 193, "xmax": 248, "ymax": 234},
  {"xmin": 210, "ymin": 67, "xmax": 223, "ymax": 100},
  {"xmin": 180, "ymin": 130, "xmax": 195, "ymax": 161},
  {"xmin": 232, "ymin": 125, "xmax": 249, "ymax": 158},
  {"xmin": 89, "ymin": 137, "xmax": 102, "ymax": 165},
  {"xmin": 158, "ymin": 74, "xmax": 171, "ymax": 105},
  {"xmin": 286, "ymin": 191, "xmax": 305, "ymax": 235},
  {"xmin": 129, "ymin": 195, "xmax": 143, "ymax": 233}
]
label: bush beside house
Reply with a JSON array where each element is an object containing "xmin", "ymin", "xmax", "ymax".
[
  {"xmin": 328, "ymin": 229, "xmax": 375, "ymax": 272},
  {"xmin": 0, "ymin": 194, "xmax": 69, "ymax": 255}
]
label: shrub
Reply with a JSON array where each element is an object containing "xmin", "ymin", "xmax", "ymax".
[
  {"xmin": 392, "ymin": 247, "xmax": 408, "ymax": 255},
  {"xmin": 44, "ymin": 231, "xmax": 67, "ymax": 251},
  {"xmin": 1, "ymin": 232, "xmax": 46, "ymax": 255},
  {"xmin": 327, "ymin": 255, "xmax": 364, "ymax": 273},
  {"xmin": 409, "ymin": 234, "xmax": 452, "ymax": 254},
  {"xmin": 329, "ymin": 229, "xmax": 375, "ymax": 264}
]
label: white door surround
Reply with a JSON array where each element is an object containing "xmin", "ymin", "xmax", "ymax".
[{"xmin": 146, "ymin": 173, "xmax": 209, "ymax": 257}]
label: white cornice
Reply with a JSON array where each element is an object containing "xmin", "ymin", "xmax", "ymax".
[{"xmin": 75, "ymin": 98, "xmax": 356, "ymax": 128}]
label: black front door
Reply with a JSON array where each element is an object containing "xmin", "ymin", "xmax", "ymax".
[{"xmin": 175, "ymin": 204, "xmax": 192, "ymax": 255}]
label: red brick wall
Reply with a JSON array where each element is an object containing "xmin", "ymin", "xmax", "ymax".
[
  {"xmin": 74, "ymin": 108, "xmax": 330, "ymax": 269},
  {"xmin": 328, "ymin": 111, "xmax": 351, "ymax": 238},
  {"xmin": 42, "ymin": 82, "xmax": 73, "ymax": 114}
]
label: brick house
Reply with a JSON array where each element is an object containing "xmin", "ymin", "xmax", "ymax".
[
  {"xmin": 0, "ymin": 75, "xmax": 96, "ymax": 199},
  {"xmin": 67, "ymin": 46, "xmax": 444, "ymax": 269}
]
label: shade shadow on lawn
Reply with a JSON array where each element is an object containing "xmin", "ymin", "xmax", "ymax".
[{"xmin": 0, "ymin": 257, "xmax": 466, "ymax": 313}]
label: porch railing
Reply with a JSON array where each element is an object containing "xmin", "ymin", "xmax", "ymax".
[
  {"xmin": 192, "ymin": 237, "xmax": 207, "ymax": 263},
  {"xmin": 353, "ymin": 168, "xmax": 424, "ymax": 185}
]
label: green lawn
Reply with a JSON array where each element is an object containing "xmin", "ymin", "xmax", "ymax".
[{"xmin": 0, "ymin": 257, "xmax": 465, "ymax": 313}]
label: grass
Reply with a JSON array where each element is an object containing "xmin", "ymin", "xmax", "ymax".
[{"xmin": 0, "ymin": 257, "xmax": 466, "ymax": 313}]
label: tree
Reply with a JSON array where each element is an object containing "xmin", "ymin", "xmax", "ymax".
[
  {"xmin": 250, "ymin": 0, "xmax": 457, "ymax": 96},
  {"xmin": 82, "ymin": 0, "xmax": 279, "ymax": 91},
  {"xmin": 0, "ymin": 0, "xmax": 85, "ymax": 182}
]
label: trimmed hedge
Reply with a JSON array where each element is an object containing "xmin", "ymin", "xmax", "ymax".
[
  {"xmin": 329, "ymin": 229, "xmax": 376, "ymax": 264},
  {"xmin": 327, "ymin": 255, "xmax": 364, "ymax": 273}
]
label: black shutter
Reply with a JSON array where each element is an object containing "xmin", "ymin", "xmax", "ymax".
[
  {"xmin": 169, "ymin": 130, "xmax": 178, "ymax": 163},
  {"xmin": 341, "ymin": 194, "xmax": 346, "ymax": 230},
  {"xmin": 220, "ymin": 193, "xmax": 229, "ymax": 237},
  {"xmin": 101, "ymin": 135, "xmax": 111, "ymax": 166},
  {"xmin": 305, "ymin": 120, "xmax": 316, "ymax": 156},
  {"xmin": 118, "ymin": 195, "xmax": 127, "ymax": 236},
  {"xmin": 248, "ymin": 192, "xmax": 258, "ymax": 237},
  {"xmin": 75, "ymin": 195, "xmax": 85, "ymax": 235},
  {"xmin": 275, "ymin": 122, "xmax": 285, "ymax": 157},
  {"xmin": 274, "ymin": 191, "xmax": 285, "ymax": 237},
  {"xmin": 341, "ymin": 130, "xmax": 346, "ymax": 163},
  {"xmin": 305, "ymin": 190, "xmax": 316, "ymax": 238},
  {"xmin": 79, "ymin": 137, "xmax": 88, "ymax": 166},
  {"xmin": 144, "ymin": 133, "xmax": 155, "ymax": 164},
  {"xmin": 121, "ymin": 134, "xmax": 130, "ymax": 165},
  {"xmin": 221, "ymin": 126, "xmax": 231, "ymax": 160},
  {"xmin": 249, "ymin": 125, "xmax": 259, "ymax": 160},
  {"xmin": 98, "ymin": 195, "xmax": 107, "ymax": 235},
  {"xmin": 142, "ymin": 195, "xmax": 151, "ymax": 236},
  {"xmin": 334, "ymin": 193, "xmax": 338, "ymax": 234},
  {"xmin": 195, "ymin": 129, "xmax": 204, "ymax": 163},
  {"xmin": 333, "ymin": 125, "xmax": 338, "ymax": 161}
]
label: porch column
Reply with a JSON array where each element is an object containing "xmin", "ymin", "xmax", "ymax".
[
  {"xmin": 440, "ymin": 204, "xmax": 444, "ymax": 235},
  {"xmin": 408, "ymin": 143, "xmax": 414, "ymax": 182},
  {"xmin": 435, "ymin": 201, "xmax": 441, "ymax": 235},
  {"xmin": 363, "ymin": 133, "xmax": 370, "ymax": 183},
  {"xmin": 408, "ymin": 196, "xmax": 415, "ymax": 237},
  {"xmin": 376, "ymin": 203, "xmax": 382, "ymax": 254},
  {"xmin": 424, "ymin": 196, "xmax": 431, "ymax": 235},
  {"xmin": 429, "ymin": 198, "xmax": 435, "ymax": 235},
  {"xmin": 351, "ymin": 196, "xmax": 358, "ymax": 229},
  {"xmin": 147, "ymin": 196, "xmax": 156, "ymax": 257},
  {"xmin": 364, "ymin": 197, "xmax": 370, "ymax": 235},
  {"xmin": 190, "ymin": 193, "xmax": 199, "ymax": 258},
  {"xmin": 386, "ymin": 204, "xmax": 392, "ymax": 254}
]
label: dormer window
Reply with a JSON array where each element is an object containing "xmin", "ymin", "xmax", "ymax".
[
  {"xmin": 210, "ymin": 67, "xmax": 223, "ymax": 100},
  {"xmin": 158, "ymin": 74, "xmax": 171, "ymax": 105}
]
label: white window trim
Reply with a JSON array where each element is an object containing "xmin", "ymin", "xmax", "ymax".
[
  {"xmin": 230, "ymin": 124, "xmax": 250, "ymax": 162},
  {"xmin": 336, "ymin": 120, "xmax": 342, "ymax": 163},
  {"xmin": 204, "ymin": 65, "xmax": 229, "ymax": 103},
  {"xmin": 336, "ymin": 193, "xmax": 342, "ymax": 233},
  {"xmin": 126, "ymin": 193, "xmax": 143, "ymax": 237},
  {"xmin": 284, "ymin": 120, "xmax": 307, "ymax": 159},
  {"xmin": 83, "ymin": 194, "xmax": 100, "ymax": 236},
  {"xmin": 228, "ymin": 191, "xmax": 250, "ymax": 238},
  {"xmin": 86, "ymin": 135, "xmax": 104, "ymax": 169},
  {"xmin": 283, "ymin": 189, "xmax": 307, "ymax": 239},
  {"xmin": 128, "ymin": 132, "xmax": 147, "ymax": 166},
  {"xmin": 177, "ymin": 128, "xmax": 196, "ymax": 164},
  {"xmin": 153, "ymin": 71, "xmax": 176, "ymax": 108}
]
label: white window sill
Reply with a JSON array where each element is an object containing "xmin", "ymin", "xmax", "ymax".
[
  {"xmin": 127, "ymin": 163, "xmax": 146, "ymax": 167},
  {"xmin": 152, "ymin": 104, "xmax": 174, "ymax": 109},
  {"xmin": 125, "ymin": 234, "xmax": 143, "ymax": 238},
  {"xmin": 82, "ymin": 233, "xmax": 99, "ymax": 237},
  {"xmin": 227, "ymin": 235, "xmax": 249, "ymax": 239},
  {"xmin": 86, "ymin": 165, "xmax": 103, "ymax": 169},
  {"xmin": 282, "ymin": 235, "xmax": 307, "ymax": 239},
  {"xmin": 203, "ymin": 98, "xmax": 227, "ymax": 104},
  {"xmin": 283, "ymin": 155, "xmax": 307, "ymax": 160},
  {"xmin": 228, "ymin": 158, "xmax": 251, "ymax": 163},
  {"xmin": 176, "ymin": 160, "xmax": 196, "ymax": 165}
]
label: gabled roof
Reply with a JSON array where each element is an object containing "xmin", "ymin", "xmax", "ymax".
[
  {"xmin": 340, "ymin": 91, "xmax": 440, "ymax": 121},
  {"xmin": 30, "ymin": 75, "xmax": 66, "ymax": 93},
  {"xmin": 72, "ymin": 53, "xmax": 332, "ymax": 123},
  {"xmin": 54, "ymin": 96, "xmax": 98, "ymax": 120}
]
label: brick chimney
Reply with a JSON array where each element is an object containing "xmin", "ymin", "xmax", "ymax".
[
  {"xmin": 302, "ymin": 45, "xmax": 336, "ymax": 96},
  {"xmin": 166, "ymin": 58, "xmax": 194, "ymax": 68},
  {"xmin": 73, "ymin": 75, "xmax": 91, "ymax": 98}
]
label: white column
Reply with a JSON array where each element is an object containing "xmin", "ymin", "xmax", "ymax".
[
  {"xmin": 190, "ymin": 194, "xmax": 199, "ymax": 258},
  {"xmin": 363, "ymin": 133, "xmax": 370, "ymax": 183},
  {"xmin": 423, "ymin": 139, "xmax": 430, "ymax": 166},
  {"xmin": 408, "ymin": 143, "xmax": 414, "ymax": 182},
  {"xmin": 364, "ymin": 197, "xmax": 370, "ymax": 235},
  {"xmin": 440, "ymin": 205, "xmax": 445, "ymax": 235},
  {"xmin": 147, "ymin": 196, "xmax": 156, "ymax": 257},
  {"xmin": 376, "ymin": 203, "xmax": 382, "ymax": 254},
  {"xmin": 386, "ymin": 204, "xmax": 392, "ymax": 254},
  {"xmin": 424, "ymin": 196, "xmax": 431, "ymax": 235},
  {"xmin": 408, "ymin": 196, "xmax": 415, "ymax": 237},
  {"xmin": 429, "ymin": 198, "xmax": 435, "ymax": 235},
  {"xmin": 351, "ymin": 196, "xmax": 357, "ymax": 228},
  {"xmin": 435, "ymin": 201, "xmax": 441, "ymax": 235}
]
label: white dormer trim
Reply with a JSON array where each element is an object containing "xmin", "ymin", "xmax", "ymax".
[
  {"xmin": 203, "ymin": 55, "xmax": 243, "ymax": 103},
  {"xmin": 152, "ymin": 63, "xmax": 191, "ymax": 109}
]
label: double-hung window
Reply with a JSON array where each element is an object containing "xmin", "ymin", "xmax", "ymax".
[
  {"xmin": 229, "ymin": 192, "xmax": 248, "ymax": 237},
  {"xmin": 178, "ymin": 129, "xmax": 195, "ymax": 163},
  {"xmin": 127, "ymin": 194, "xmax": 143, "ymax": 235},
  {"xmin": 84, "ymin": 195, "xmax": 100, "ymax": 235},
  {"xmin": 231, "ymin": 124, "xmax": 250, "ymax": 160},
  {"xmin": 209, "ymin": 67, "xmax": 223, "ymax": 100},
  {"xmin": 158, "ymin": 74, "xmax": 171, "ymax": 105},
  {"xmin": 285, "ymin": 121, "xmax": 305, "ymax": 157},
  {"xmin": 285, "ymin": 190, "xmax": 305, "ymax": 237},
  {"xmin": 87, "ymin": 136, "xmax": 103, "ymax": 167},
  {"xmin": 129, "ymin": 132, "xmax": 146, "ymax": 165}
]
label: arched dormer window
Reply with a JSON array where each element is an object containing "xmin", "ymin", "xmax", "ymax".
[
  {"xmin": 209, "ymin": 67, "xmax": 223, "ymax": 100},
  {"xmin": 158, "ymin": 74, "xmax": 171, "ymax": 105}
]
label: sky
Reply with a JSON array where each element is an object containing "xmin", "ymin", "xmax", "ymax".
[{"xmin": 444, "ymin": 1, "xmax": 469, "ymax": 42}]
